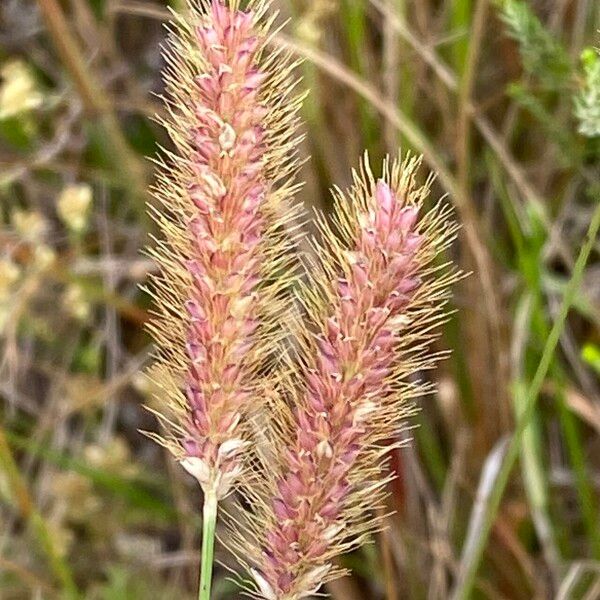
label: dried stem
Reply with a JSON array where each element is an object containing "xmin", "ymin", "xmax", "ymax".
[{"xmin": 35, "ymin": 0, "xmax": 147, "ymax": 208}]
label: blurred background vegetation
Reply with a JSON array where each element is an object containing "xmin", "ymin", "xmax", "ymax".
[{"xmin": 1, "ymin": 0, "xmax": 599, "ymax": 598}]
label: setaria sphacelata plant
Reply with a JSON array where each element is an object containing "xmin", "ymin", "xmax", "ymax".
[{"xmin": 146, "ymin": 1, "xmax": 458, "ymax": 599}]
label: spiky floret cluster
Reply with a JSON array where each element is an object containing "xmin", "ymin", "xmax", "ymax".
[
  {"xmin": 146, "ymin": 0, "xmax": 303, "ymax": 499},
  {"xmin": 231, "ymin": 156, "xmax": 458, "ymax": 599}
]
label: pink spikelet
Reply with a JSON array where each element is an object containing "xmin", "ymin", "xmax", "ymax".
[
  {"xmin": 232, "ymin": 155, "xmax": 459, "ymax": 599},
  {"xmin": 146, "ymin": 0, "xmax": 303, "ymax": 499}
]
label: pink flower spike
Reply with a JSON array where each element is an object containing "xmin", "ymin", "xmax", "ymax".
[
  {"xmin": 147, "ymin": 0, "xmax": 304, "ymax": 500},
  {"xmin": 235, "ymin": 155, "xmax": 459, "ymax": 599}
]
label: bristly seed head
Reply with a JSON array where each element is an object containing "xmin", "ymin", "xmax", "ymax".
[
  {"xmin": 232, "ymin": 154, "xmax": 459, "ymax": 599},
  {"xmin": 146, "ymin": 0, "xmax": 303, "ymax": 499}
]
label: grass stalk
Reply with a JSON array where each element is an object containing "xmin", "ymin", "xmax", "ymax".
[
  {"xmin": 456, "ymin": 0, "xmax": 488, "ymax": 194},
  {"xmin": 492, "ymin": 151, "xmax": 597, "ymax": 574},
  {"xmin": 199, "ymin": 489, "xmax": 218, "ymax": 600},
  {"xmin": 452, "ymin": 198, "xmax": 600, "ymax": 600},
  {"xmin": 534, "ymin": 305, "xmax": 600, "ymax": 561},
  {"xmin": 339, "ymin": 0, "xmax": 378, "ymax": 152},
  {"xmin": 285, "ymin": 0, "xmax": 339, "ymax": 194},
  {"xmin": 556, "ymin": 384, "xmax": 600, "ymax": 559},
  {"xmin": 35, "ymin": 0, "xmax": 147, "ymax": 211},
  {"xmin": 0, "ymin": 427, "xmax": 78, "ymax": 598},
  {"xmin": 379, "ymin": 519, "xmax": 397, "ymax": 600},
  {"xmin": 451, "ymin": 0, "xmax": 472, "ymax": 72}
]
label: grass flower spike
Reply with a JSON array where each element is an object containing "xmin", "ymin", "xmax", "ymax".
[
  {"xmin": 235, "ymin": 156, "xmax": 458, "ymax": 599},
  {"xmin": 146, "ymin": 0, "xmax": 302, "ymax": 597}
]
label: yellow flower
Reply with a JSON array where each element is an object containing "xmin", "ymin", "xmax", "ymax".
[
  {"xmin": 84, "ymin": 437, "xmax": 139, "ymax": 479},
  {"xmin": 0, "ymin": 60, "xmax": 43, "ymax": 119},
  {"xmin": 57, "ymin": 184, "xmax": 93, "ymax": 232},
  {"xmin": 0, "ymin": 258, "xmax": 20, "ymax": 334},
  {"xmin": 12, "ymin": 208, "xmax": 47, "ymax": 241},
  {"xmin": 63, "ymin": 284, "xmax": 90, "ymax": 321},
  {"xmin": 33, "ymin": 245, "xmax": 56, "ymax": 270},
  {"xmin": 0, "ymin": 258, "xmax": 20, "ymax": 302}
]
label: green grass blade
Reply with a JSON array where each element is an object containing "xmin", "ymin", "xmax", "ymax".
[{"xmin": 451, "ymin": 198, "xmax": 600, "ymax": 600}]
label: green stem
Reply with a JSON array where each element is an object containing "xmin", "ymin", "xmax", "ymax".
[
  {"xmin": 452, "ymin": 198, "xmax": 600, "ymax": 599},
  {"xmin": 0, "ymin": 428, "xmax": 78, "ymax": 597},
  {"xmin": 199, "ymin": 488, "xmax": 218, "ymax": 600}
]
